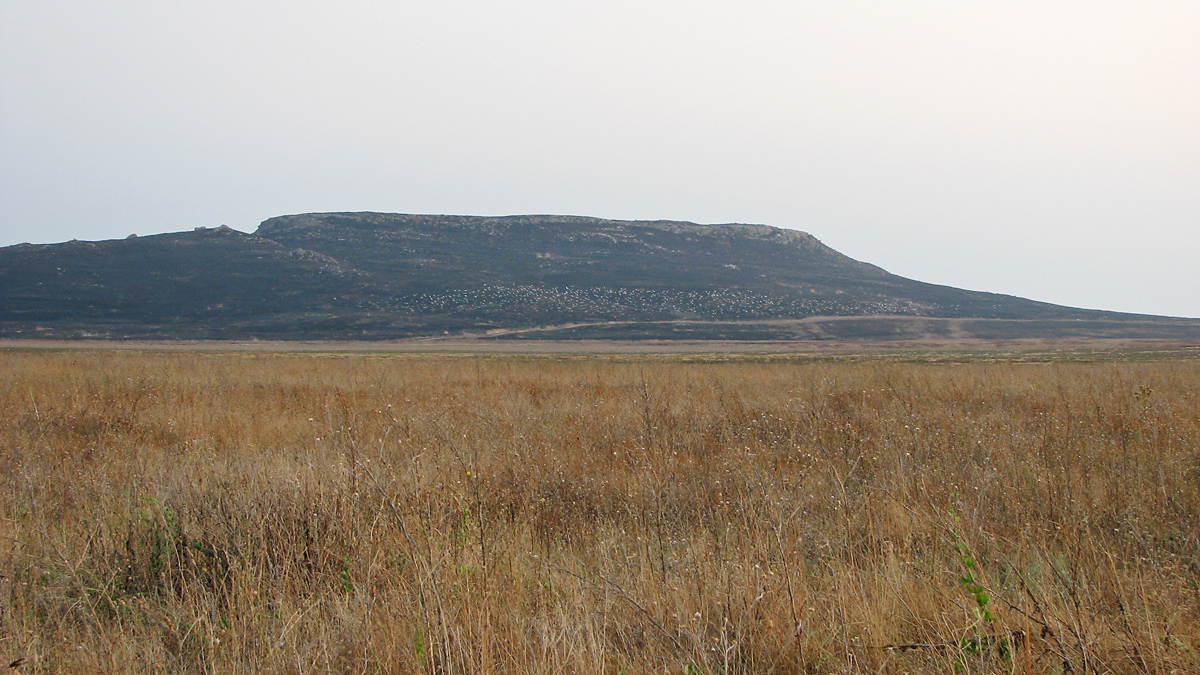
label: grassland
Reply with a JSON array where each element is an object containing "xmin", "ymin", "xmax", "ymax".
[{"xmin": 1, "ymin": 348, "xmax": 1198, "ymax": 673}]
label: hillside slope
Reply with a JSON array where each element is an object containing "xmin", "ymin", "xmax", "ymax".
[{"xmin": 1, "ymin": 213, "xmax": 1195, "ymax": 340}]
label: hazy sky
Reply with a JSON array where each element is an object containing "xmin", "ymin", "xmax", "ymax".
[{"xmin": 2, "ymin": 1, "xmax": 1198, "ymax": 317}]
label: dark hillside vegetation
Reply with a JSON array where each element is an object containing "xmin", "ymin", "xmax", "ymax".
[{"xmin": 2, "ymin": 213, "xmax": 1197, "ymax": 340}]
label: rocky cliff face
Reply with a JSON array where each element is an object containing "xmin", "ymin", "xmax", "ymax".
[{"xmin": 1, "ymin": 212, "xmax": 1192, "ymax": 340}]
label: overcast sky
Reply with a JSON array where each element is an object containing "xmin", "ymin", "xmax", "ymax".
[{"xmin": 2, "ymin": 1, "xmax": 1197, "ymax": 317}]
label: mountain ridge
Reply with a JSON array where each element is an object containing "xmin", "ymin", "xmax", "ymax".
[{"xmin": 2, "ymin": 212, "xmax": 1196, "ymax": 341}]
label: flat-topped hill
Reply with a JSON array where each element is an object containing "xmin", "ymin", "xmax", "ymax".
[{"xmin": 2, "ymin": 212, "xmax": 1196, "ymax": 341}]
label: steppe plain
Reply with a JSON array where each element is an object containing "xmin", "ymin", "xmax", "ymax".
[{"xmin": 1, "ymin": 340, "xmax": 1198, "ymax": 673}]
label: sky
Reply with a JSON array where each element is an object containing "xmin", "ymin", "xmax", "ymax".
[{"xmin": 2, "ymin": 1, "xmax": 1198, "ymax": 318}]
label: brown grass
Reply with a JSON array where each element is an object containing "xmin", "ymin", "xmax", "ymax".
[{"xmin": 1, "ymin": 349, "xmax": 1198, "ymax": 673}]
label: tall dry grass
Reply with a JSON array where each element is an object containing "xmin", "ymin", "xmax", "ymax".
[{"xmin": 0, "ymin": 349, "xmax": 1197, "ymax": 673}]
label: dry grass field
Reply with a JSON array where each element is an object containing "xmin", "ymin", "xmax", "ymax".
[{"xmin": 1, "ymin": 348, "xmax": 1198, "ymax": 673}]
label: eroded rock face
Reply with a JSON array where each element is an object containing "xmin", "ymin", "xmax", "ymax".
[{"xmin": 0, "ymin": 212, "xmax": 1182, "ymax": 340}]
